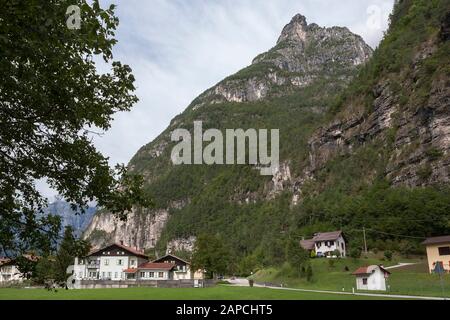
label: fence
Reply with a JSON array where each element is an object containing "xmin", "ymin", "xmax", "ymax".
[{"xmin": 72, "ymin": 279, "xmax": 217, "ymax": 289}]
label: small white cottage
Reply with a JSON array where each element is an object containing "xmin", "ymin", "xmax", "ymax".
[{"xmin": 352, "ymin": 265, "xmax": 391, "ymax": 291}]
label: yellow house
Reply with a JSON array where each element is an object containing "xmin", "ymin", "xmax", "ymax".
[{"xmin": 422, "ymin": 236, "xmax": 450, "ymax": 274}]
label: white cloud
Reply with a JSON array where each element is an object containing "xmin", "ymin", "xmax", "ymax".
[{"xmin": 39, "ymin": 0, "xmax": 394, "ymax": 199}]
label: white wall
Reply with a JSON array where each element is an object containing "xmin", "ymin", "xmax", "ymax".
[
  {"xmin": 137, "ymin": 270, "xmax": 170, "ymax": 280},
  {"xmin": 72, "ymin": 254, "xmax": 146, "ymax": 281},
  {"xmin": 0, "ymin": 265, "xmax": 24, "ymax": 283},
  {"xmin": 315, "ymin": 235, "xmax": 346, "ymax": 257},
  {"xmin": 355, "ymin": 268, "xmax": 387, "ymax": 291}
]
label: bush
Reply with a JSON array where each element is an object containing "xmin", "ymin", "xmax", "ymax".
[
  {"xmin": 349, "ymin": 248, "xmax": 361, "ymax": 260},
  {"xmin": 306, "ymin": 265, "xmax": 313, "ymax": 282},
  {"xmin": 328, "ymin": 259, "xmax": 335, "ymax": 269},
  {"xmin": 384, "ymin": 250, "xmax": 393, "ymax": 261}
]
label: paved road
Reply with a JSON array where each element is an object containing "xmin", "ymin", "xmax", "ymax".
[
  {"xmin": 225, "ymin": 278, "xmax": 448, "ymax": 300},
  {"xmin": 385, "ymin": 262, "xmax": 420, "ymax": 270}
]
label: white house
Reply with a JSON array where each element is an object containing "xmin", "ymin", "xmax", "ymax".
[
  {"xmin": 123, "ymin": 254, "xmax": 204, "ymax": 281},
  {"xmin": 352, "ymin": 265, "xmax": 391, "ymax": 291},
  {"xmin": 300, "ymin": 230, "xmax": 347, "ymax": 257},
  {"xmin": 153, "ymin": 254, "xmax": 204, "ymax": 280},
  {"xmin": 69, "ymin": 244, "xmax": 204, "ymax": 284},
  {"xmin": 124, "ymin": 262, "xmax": 174, "ymax": 280},
  {"xmin": 0, "ymin": 259, "xmax": 23, "ymax": 284},
  {"xmin": 70, "ymin": 242, "xmax": 148, "ymax": 281},
  {"xmin": 0, "ymin": 255, "xmax": 38, "ymax": 284}
]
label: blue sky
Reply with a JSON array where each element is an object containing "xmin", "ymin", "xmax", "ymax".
[{"xmin": 38, "ymin": 0, "xmax": 395, "ymax": 199}]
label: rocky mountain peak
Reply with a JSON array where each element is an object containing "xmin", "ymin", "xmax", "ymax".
[
  {"xmin": 188, "ymin": 13, "xmax": 373, "ymax": 108},
  {"xmin": 277, "ymin": 13, "xmax": 308, "ymax": 44}
]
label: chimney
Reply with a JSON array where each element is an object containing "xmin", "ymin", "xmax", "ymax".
[{"xmin": 120, "ymin": 240, "xmax": 124, "ymax": 246}]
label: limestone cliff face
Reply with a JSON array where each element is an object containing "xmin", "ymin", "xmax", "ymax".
[
  {"xmin": 303, "ymin": 38, "xmax": 449, "ymax": 192},
  {"xmin": 84, "ymin": 208, "xmax": 168, "ymax": 249}
]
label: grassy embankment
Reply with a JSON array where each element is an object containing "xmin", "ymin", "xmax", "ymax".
[
  {"xmin": 0, "ymin": 285, "xmax": 402, "ymax": 300},
  {"xmin": 250, "ymin": 256, "xmax": 450, "ymax": 298}
]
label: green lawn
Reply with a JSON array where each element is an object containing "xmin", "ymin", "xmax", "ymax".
[
  {"xmin": 0, "ymin": 285, "xmax": 400, "ymax": 300},
  {"xmin": 251, "ymin": 258, "xmax": 450, "ymax": 298}
]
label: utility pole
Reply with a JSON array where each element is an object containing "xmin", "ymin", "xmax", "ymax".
[{"xmin": 363, "ymin": 227, "xmax": 368, "ymax": 255}]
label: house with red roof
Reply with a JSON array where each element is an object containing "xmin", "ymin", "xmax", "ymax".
[
  {"xmin": 70, "ymin": 242, "xmax": 149, "ymax": 281},
  {"xmin": 123, "ymin": 253, "xmax": 203, "ymax": 281},
  {"xmin": 300, "ymin": 230, "xmax": 346, "ymax": 258},
  {"xmin": 69, "ymin": 243, "xmax": 202, "ymax": 283},
  {"xmin": 352, "ymin": 265, "xmax": 390, "ymax": 291}
]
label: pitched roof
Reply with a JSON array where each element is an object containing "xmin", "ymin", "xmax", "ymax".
[
  {"xmin": 88, "ymin": 243, "xmax": 148, "ymax": 259},
  {"xmin": 0, "ymin": 255, "xmax": 39, "ymax": 266},
  {"xmin": 352, "ymin": 266, "xmax": 369, "ymax": 275},
  {"xmin": 312, "ymin": 231, "xmax": 343, "ymax": 242},
  {"xmin": 352, "ymin": 265, "xmax": 391, "ymax": 276},
  {"xmin": 123, "ymin": 268, "xmax": 138, "ymax": 274},
  {"xmin": 152, "ymin": 254, "xmax": 190, "ymax": 265},
  {"xmin": 422, "ymin": 235, "xmax": 450, "ymax": 246},
  {"xmin": 300, "ymin": 239, "xmax": 315, "ymax": 250},
  {"xmin": 137, "ymin": 262, "xmax": 175, "ymax": 271}
]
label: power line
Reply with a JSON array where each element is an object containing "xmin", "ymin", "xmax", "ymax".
[{"xmin": 355, "ymin": 228, "xmax": 427, "ymax": 240}]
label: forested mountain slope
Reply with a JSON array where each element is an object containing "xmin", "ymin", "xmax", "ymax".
[{"xmin": 84, "ymin": 0, "xmax": 450, "ymax": 269}]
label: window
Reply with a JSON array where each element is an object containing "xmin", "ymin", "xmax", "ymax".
[
  {"xmin": 131, "ymin": 260, "xmax": 136, "ymax": 266},
  {"xmin": 159, "ymin": 272, "xmax": 164, "ymax": 278},
  {"xmin": 117, "ymin": 259, "xmax": 123, "ymax": 266},
  {"xmin": 104, "ymin": 259, "xmax": 109, "ymax": 266},
  {"xmin": 140, "ymin": 272, "xmax": 145, "ymax": 278},
  {"xmin": 107, "ymin": 272, "xmax": 111, "ymax": 278},
  {"xmin": 102, "ymin": 272, "xmax": 105, "ymax": 278},
  {"xmin": 438, "ymin": 247, "xmax": 450, "ymax": 256},
  {"xmin": 362, "ymin": 278, "xmax": 368, "ymax": 285},
  {"xmin": 149, "ymin": 272, "xmax": 154, "ymax": 278},
  {"xmin": 79, "ymin": 272, "xmax": 82, "ymax": 279},
  {"xmin": 114, "ymin": 272, "xmax": 118, "ymax": 279}
]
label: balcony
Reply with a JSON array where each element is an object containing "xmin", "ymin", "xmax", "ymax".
[{"xmin": 86, "ymin": 261, "xmax": 100, "ymax": 268}]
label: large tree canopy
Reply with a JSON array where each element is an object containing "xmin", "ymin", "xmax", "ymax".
[{"xmin": 0, "ymin": 0, "xmax": 150, "ymax": 258}]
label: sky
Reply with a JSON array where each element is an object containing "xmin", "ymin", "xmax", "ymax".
[{"xmin": 38, "ymin": 0, "xmax": 395, "ymax": 200}]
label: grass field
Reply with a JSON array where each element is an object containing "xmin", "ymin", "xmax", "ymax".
[
  {"xmin": 0, "ymin": 285, "xmax": 404, "ymax": 300},
  {"xmin": 251, "ymin": 257, "xmax": 450, "ymax": 298}
]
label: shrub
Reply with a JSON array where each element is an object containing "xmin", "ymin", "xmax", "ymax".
[
  {"xmin": 349, "ymin": 248, "xmax": 361, "ymax": 260},
  {"xmin": 306, "ymin": 265, "xmax": 313, "ymax": 282},
  {"xmin": 328, "ymin": 259, "xmax": 335, "ymax": 269},
  {"xmin": 332, "ymin": 249, "xmax": 341, "ymax": 258},
  {"xmin": 384, "ymin": 250, "xmax": 393, "ymax": 261}
]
